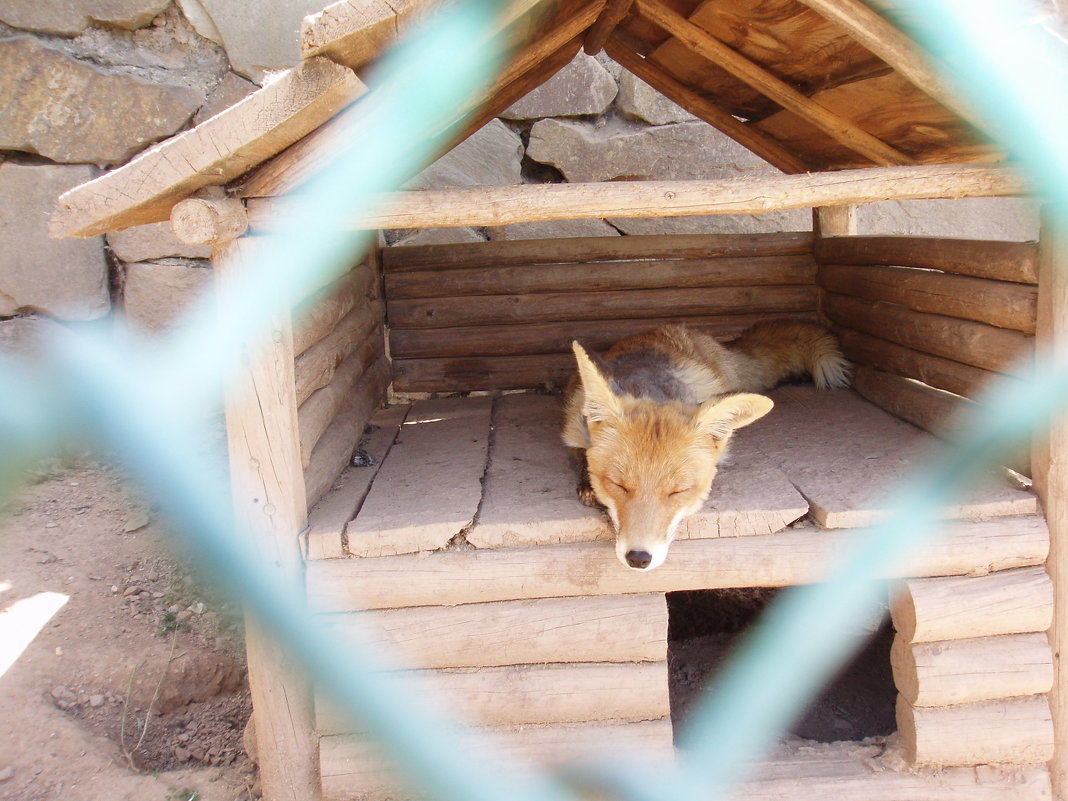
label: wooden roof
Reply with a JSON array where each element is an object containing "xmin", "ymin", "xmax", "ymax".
[{"xmin": 52, "ymin": 0, "xmax": 1007, "ymax": 239}]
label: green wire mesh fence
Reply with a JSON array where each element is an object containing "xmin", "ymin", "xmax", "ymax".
[{"xmin": 2, "ymin": 1, "xmax": 1068, "ymax": 800}]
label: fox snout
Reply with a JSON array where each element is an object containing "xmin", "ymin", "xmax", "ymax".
[{"xmin": 609, "ymin": 494, "xmax": 690, "ymax": 571}]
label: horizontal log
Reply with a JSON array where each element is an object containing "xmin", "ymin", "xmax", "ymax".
[
  {"xmin": 316, "ymin": 661, "xmax": 670, "ymax": 734},
  {"xmin": 382, "ymin": 232, "xmax": 815, "ymax": 272},
  {"xmin": 892, "ymin": 631, "xmax": 1053, "ymax": 708},
  {"xmin": 823, "ymin": 293, "xmax": 1033, "ymax": 375},
  {"xmin": 891, "ymin": 566, "xmax": 1053, "ymax": 644},
  {"xmin": 896, "ymin": 694, "xmax": 1054, "ymax": 767},
  {"xmin": 298, "ymin": 329, "xmax": 385, "ymax": 467},
  {"xmin": 835, "ymin": 327, "xmax": 998, "ymax": 399},
  {"xmin": 292, "ymin": 264, "xmax": 376, "ymax": 357},
  {"xmin": 170, "ymin": 191, "xmax": 247, "ymax": 246},
  {"xmin": 303, "ymin": 355, "xmax": 391, "ymax": 509},
  {"xmin": 307, "ymin": 516, "xmax": 1050, "ymax": 612},
  {"xmin": 320, "ymin": 719, "xmax": 674, "ymax": 801},
  {"xmin": 388, "ymin": 284, "xmax": 817, "ymax": 329},
  {"xmin": 387, "ymin": 253, "xmax": 816, "ymax": 299},
  {"xmin": 848, "ymin": 366, "xmax": 1033, "ymax": 475},
  {"xmin": 849, "ymin": 365, "xmax": 965, "ymax": 437},
  {"xmin": 295, "ymin": 299, "xmax": 383, "ymax": 404},
  {"xmin": 819, "ymin": 263, "xmax": 1037, "ymax": 334},
  {"xmin": 390, "ymin": 312, "xmax": 816, "ymax": 359},
  {"xmin": 246, "ymin": 164, "xmax": 1027, "ymax": 230},
  {"xmin": 816, "ymin": 235, "xmax": 1039, "ymax": 284},
  {"xmin": 321, "ymin": 593, "xmax": 668, "ymax": 669},
  {"xmin": 306, "ymin": 404, "xmax": 408, "ymax": 560},
  {"xmin": 391, "ymin": 353, "xmax": 575, "ymax": 392}
]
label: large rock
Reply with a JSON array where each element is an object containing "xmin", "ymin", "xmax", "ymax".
[
  {"xmin": 501, "ymin": 52, "xmax": 618, "ymax": 119},
  {"xmin": 0, "ymin": 36, "xmax": 202, "ymax": 164},
  {"xmin": 176, "ymin": 0, "xmax": 329, "ymax": 83},
  {"xmin": 107, "ymin": 222, "xmax": 211, "ymax": 262},
  {"xmin": 0, "ymin": 0, "xmax": 169, "ymax": 35},
  {"xmin": 856, "ymin": 198, "xmax": 1040, "ymax": 241},
  {"xmin": 122, "ymin": 259, "xmax": 213, "ymax": 334},
  {"xmin": 405, "ymin": 119, "xmax": 523, "ymax": 189},
  {"xmin": 486, "ymin": 218, "xmax": 621, "ymax": 241},
  {"xmin": 0, "ymin": 163, "xmax": 109, "ymax": 321},
  {"xmin": 526, "ymin": 117, "xmax": 777, "ymax": 183},
  {"xmin": 617, "ymin": 70, "xmax": 696, "ymax": 126}
]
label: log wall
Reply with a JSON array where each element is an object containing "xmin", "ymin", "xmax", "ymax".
[
  {"xmin": 383, "ymin": 232, "xmax": 820, "ymax": 392},
  {"xmin": 296, "ymin": 249, "xmax": 389, "ymax": 509},
  {"xmin": 815, "ymin": 236, "xmax": 1039, "ymax": 450}
]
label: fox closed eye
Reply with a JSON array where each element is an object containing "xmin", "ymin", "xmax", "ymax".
[
  {"xmin": 668, "ymin": 487, "xmax": 693, "ymax": 497},
  {"xmin": 610, "ymin": 480, "xmax": 631, "ymax": 495}
]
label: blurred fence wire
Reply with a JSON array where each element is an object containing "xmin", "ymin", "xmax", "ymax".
[{"xmin": 2, "ymin": 1, "xmax": 1068, "ymax": 800}]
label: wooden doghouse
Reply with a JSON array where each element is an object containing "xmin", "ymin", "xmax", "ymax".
[{"xmin": 50, "ymin": 1, "xmax": 1067, "ymax": 799}]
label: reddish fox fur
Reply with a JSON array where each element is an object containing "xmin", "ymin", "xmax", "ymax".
[{"xmin": 562, "ymin": 320, "xmax": 850, "ymax": 571}]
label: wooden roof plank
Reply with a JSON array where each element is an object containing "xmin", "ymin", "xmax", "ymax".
[
  {"xmin": 301, "ymin": 0, "xmax": 552, "ymax": 70},
  {"xmin": 634, "ymin": 0, "xmax": 915, "ymax": 166},
  {"xmin": 245, "ymin": 164, "xmax": 1027, "ymax": 230},
  {"xmin": 604, "ymin": 38, "xmax": 810, "ymax": 174},
  {"xmin": 50, "ymin": 57, "xmax": 367, "ymax": 239},
  {"xmin": 792, "ymin": 0, "xmax": 985, "ymax": 132},
  {"xmin": 238, "ymin": 4, "xmax": 602, "ymax": 200}
]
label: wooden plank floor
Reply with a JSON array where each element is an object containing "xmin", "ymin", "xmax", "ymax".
[{"xmin": 325, "ymin": 387, "xmax": 1035, "ymax": 559}]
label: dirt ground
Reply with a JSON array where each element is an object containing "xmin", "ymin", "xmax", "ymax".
[{"xmin": 0, "ymin": 461, "xmax": 256, "ymax": 801}]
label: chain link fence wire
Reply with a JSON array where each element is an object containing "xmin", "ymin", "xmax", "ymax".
[{"xmin": 2, "ymin": 1, "xmax": 1067, "ymax": 800}]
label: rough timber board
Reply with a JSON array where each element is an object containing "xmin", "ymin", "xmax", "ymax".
[
  {"xmin": 50, "ymin": 57, "xmax": 367, "ymax": 239},
  {"xmin": 319, "ymin": 592, "xmax": 668, "ymax": 668},
  {"xmin": 320, "ymin": 719, "xmax": 674, "ymax": 801},
  {"xmin": 345, "ymin": 397, "xmax": 492, "ymax": 557},
  {"xmin": 743, "ymin": 386, "xmax": 1037, "ymax": 528},
  {"xmin": 306, "ymin": 404, "xmax": 410, "ymax": 560},
  {"xmin": 308, "ymin": 515, "xmax": 1049, "ymax": 611},
  {"xmin": 315, "ymin": 660, "xmax": 671, "ymax": 733},
  {"xmin": 466, "ymin": 393, "xmax": 607, "ymax": 548}
]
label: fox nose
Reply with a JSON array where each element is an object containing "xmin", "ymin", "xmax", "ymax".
[{"xmin": 625, "ymin": 550, "xmax": 653, "ymax": 569}]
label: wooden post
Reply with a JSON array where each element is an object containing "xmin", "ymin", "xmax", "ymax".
[
  {"xmin": 213, "ymin": 234, "xmax": 319, "ymax": 801},
  {"xmin": 813, "ymin": 204, "xmax": 855, "ymax": 328},
  {"xmin": 1034, "ymin": 204, "xmax": 1068, "ymax": 797}
]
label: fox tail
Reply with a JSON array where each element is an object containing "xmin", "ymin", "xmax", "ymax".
[{"xmin": 728, "ymin": 320, "xmax": 851, "ymax": 391}]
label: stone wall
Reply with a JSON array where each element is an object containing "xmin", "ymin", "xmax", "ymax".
[{"xmin": 0, "ymin": 2, "xmax": 1040, "ymax": 346}]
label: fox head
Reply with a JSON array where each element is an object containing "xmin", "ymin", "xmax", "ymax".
[{"xmin": 572, "ymin": 342, "xmax": 773, "ymax": 571}]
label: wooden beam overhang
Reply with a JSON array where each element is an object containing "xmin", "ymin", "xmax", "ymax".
[{"xmin": 237, "ymin": 4, "xmax": 603, "ymax": 200}]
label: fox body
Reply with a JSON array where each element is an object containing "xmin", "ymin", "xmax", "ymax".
[{"xmin": 563, "ymin": 320, "xmax": 849, "ymax": 571}]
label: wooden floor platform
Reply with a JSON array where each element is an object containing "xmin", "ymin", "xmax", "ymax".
[{"xmin": 307, "ymin": 385, "xmax": 1036, "ymax": 563}]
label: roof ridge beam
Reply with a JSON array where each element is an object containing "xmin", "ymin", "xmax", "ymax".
[{"xmin": 634, "ymin": 0, "xmax": 915, "ymax": 167}]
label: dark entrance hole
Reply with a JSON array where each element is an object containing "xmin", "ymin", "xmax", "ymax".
[{"xmin": 667, "ymin": 587, "xmax": 897, "ymax": 744}]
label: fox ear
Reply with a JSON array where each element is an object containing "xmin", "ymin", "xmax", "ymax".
[
  {"xmin": 572, "ymin": 342, "xmax": 623, "ymax": 423},
  {"xmin": 694, "ymin": 393, "xmax": 773, "ymax": 440}
]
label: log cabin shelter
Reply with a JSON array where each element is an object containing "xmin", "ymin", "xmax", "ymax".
[{"xmin": 48, "ymin": 0, "xmax": 1068, "ymax": 800}]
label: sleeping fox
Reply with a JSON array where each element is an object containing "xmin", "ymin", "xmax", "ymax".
[{"xmin": 562, "ymin": 320, "xmax": 849, "ymax": 571}]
